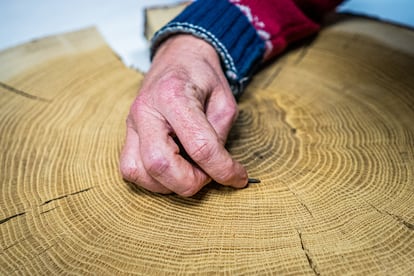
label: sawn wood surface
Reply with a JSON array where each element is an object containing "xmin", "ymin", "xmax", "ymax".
[{"xmin": 1, "ymin": 13, "xmax": 413, "ymax": 275}]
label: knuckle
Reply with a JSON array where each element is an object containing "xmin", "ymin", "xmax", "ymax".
[
  {"xmin": 144, "ymin": 154, "xmax": 171, "ymax": 178},
  {"xmin": 155, "ymin": 71, "xmax": 204, "ymax": 107},
  {"xmin": 125, "ymin": 115, "xmax": 133, "ymax": 127},
  {"xmin": 179, "ymin": 184, "xmax": 198, "ymax": 197},
  {"xmin": 130, "ymin": 95, "xmax": 148, "ymax": 115},
  {"xmin": 178, "ymin": 182, "xmax": 200, "ymax": 197},
  {"xmin": 120, "ymin": 161, "xmax": 142, "ymax": 184},
  {"xmin": 223, "ymin": 100, "xmax": 239, "ymax": 124},
  {"xmin": 128, "ymin": 98, "xmax": 147, "ymax": 124},
  {"xmin": 188, "ymin": 139, "xmax": 215, "ymax": 164},
  {"xmin": 120, "ymin": 157, "xmax": 173, "ymax": 194},
  {"xmin": 120, "ymin": 160, "xmax": 172, "ymax": 194},
  {"xmin": 158, "ymin": 68, "xmax": 189, "ymax": 85},
  {"xmin": 157, "ymin": 70, "xmax": 188, "ymax": 93},
  {"xmin": 229, "ymin": 103, "xmax": 239, "ymax": 123},
  {"xmin": 178, "ymin": 170, "xmax": 210, "ymax": 197},
  {"xmin": 211, "ymin": 99, "xmax": 239, "ymax": 127}
]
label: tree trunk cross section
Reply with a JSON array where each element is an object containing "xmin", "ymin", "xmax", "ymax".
[{"xmin": 0, "ymin": 11, "xmax": 413, "ymax": 275}]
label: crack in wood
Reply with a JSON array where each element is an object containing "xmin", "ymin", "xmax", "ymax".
[
  {"xmin": 3, "ymin": 236, "xmax": 29, "ymax": 251},
  {"xmin": 0, "ymin": 81, "xmax": 51, "ymax": 102},
  {"xmin": 292, "ymin": 36, "xmax": 316, "ymax": 66},
  {"xmin": 0, "ymin": 212, "xmax": 26, "ymax": 225},
  {"xmin": 40, "ymin": 206, "xmax": 59, "ymax": 215},
  {"xmin": 41, "ymin": 187, "xmax": 94, "ymax": 206},
  {"xmin": 277, "ymin": 99, "xmax": 300, "ymax": 140},
  {"xmin": 37, "ymin": 242, "xmax": 58, "ymax": 256},
  {"xmin": 288, "ymin": 187, "xmax": 313, "ymax": 217},
  {"xmin": 368, "ymin": 202, "xmax": 414, "ymax": 231},
  {"xmin": 385, "ymin": 211, "xmax": 414, "ymax": 231},
  {"xmin": 261, "ymin": 66, "xmax": 283, "ymax": 89},
  {"xmin": 4, "ymin": 241, "xmax": 20, "ymax": 251},
  {"xmin": 294, "ymin": 46, "xmax": 310, "ymax": 65},
  {"xmin": 298, "ymin": 230, "xmax": 321, "ymax": 276}
]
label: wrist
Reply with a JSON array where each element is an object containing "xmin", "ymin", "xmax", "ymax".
[
  {"xmin": 150, "ymin": 0, "xmax": 265, "ymax": 97},
  {"xmin": 153, "ymin": 34, "xmax": 222, "ymax": 72}
]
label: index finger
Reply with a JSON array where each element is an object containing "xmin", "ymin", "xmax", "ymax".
[{"xmin": 163, "ymin": 98, "xmax": 248, "ymax": 188}]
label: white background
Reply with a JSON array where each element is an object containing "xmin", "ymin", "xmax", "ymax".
[{"xmin": 1, "ymin": 0, "xmax": 413, "ymax": 72}]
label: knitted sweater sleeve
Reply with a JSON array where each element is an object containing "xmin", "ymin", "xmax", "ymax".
[{"xmin": 151, "ymin": 0, "xmax": 343, "ymax": 97}]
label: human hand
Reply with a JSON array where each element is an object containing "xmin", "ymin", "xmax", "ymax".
[{"xmin": 120, "ymin": 35, "xmax": 248, "ymax": 197}]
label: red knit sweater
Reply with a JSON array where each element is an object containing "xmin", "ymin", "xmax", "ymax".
[
  {"xmin": 152, "ymin": 0, "xmax": 344, "ymax": 95},
  {"xmin": 231, "ymin": 0, "xmax": 344, "ymax": 59}
]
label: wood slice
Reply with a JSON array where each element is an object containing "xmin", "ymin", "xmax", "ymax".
[
  {"xmin": 144, "ymin": 2, "xmax": 188, "ymax": 40},
  {"xmin": 1, "ymin": 15, "xmax": 414, "ymax": 275}
]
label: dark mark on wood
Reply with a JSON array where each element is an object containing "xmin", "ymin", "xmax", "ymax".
[
  {"xmin": 298, "ymin": 230, "xmax": 320, "ymax": 276},
  {"xmin": 38, "ymin": 242, "xmax": 58, "ymax": 256},
  {"xmin": 40, "ymin": 206, "xmax": 59, "ymax": 215},
  {"xmin": 368, "ymin": 202, "xmax": 414, "ymax": 231},
  {"xmin": 398, "ymin": 216, "xmax": 414, "ymax": 230},
  {"xmin": 0, "ymin": 81, "xmax": 51, "ymax": 102},
  {"xmin": 0, "ymin": 212, "xmax": 26, "ymax": 225},
  {"xmin": 294, "ymin": 46, "xmax": 309, "ymax": 65},
  {"xmin": 262, "ymin": 66, "xmax": 283, "ymax": 89},
  {"xmin": 288, "ymin": 187, "xmax": 313, "ymax": 217},
  {"xmin": 41, "ymin": 187, "xmax": 93, "ymax": 206}
]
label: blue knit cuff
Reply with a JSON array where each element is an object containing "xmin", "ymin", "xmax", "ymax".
[{"xmin": 150, "ymin": 0, "xmax": 266, "ymax": 97}]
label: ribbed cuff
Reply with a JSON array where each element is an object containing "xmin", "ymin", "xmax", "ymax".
[{"xmin": 150, "ymin": 0, "xmax": 266, "ymax": 97}]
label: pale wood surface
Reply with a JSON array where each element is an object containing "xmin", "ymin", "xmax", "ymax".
[
  {"xmin": 144, "ymin": 2, "xmax": 188, "ymax": 40},
  {"xmin": 1, "ymin": 13, "xmax": 414, "ymax": 275}
]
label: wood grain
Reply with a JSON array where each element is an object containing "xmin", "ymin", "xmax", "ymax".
[{"xmin": 1, "ymin": 16, "xmax": 414, "ymax": 275}]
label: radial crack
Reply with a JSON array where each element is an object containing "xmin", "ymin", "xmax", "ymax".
[
  {"xmin": 294, "ymin": 46, "xmax": 309, "ymax": 65},
  {"xmin": 0, "ymin": 81, "xmax": 51, "ymax": 102},
  {"xmin": 288, "ymin": 187, "xmax": 313, "ymax": 217},
  {"xmin": 0, "ymin": 212, "xmax": 26, "ymax": 225},
  {"xmin": 38, "ymin": 242, "xmax": 58, "ymax": 256},
  {"xmin": 41, "ymin": 187, "xmax": 93, "ymax": 206},
  {"xmin": 40, "ymin": 206, "xmax": 59, "ymax": 214},
  {"xmin": 298, "ymin": 230, "xmax": 320, "ymax": 276},
  {"xmin": 368, "ymin": 203, "xmax": 414, "ymax": 231},
  {"xmin": 385, "ymin": 211, "xmax": 414, "ymax": 231},
  {"xmin": 262, "ymin": 66, "xmax": 283, "ymax": 89}
]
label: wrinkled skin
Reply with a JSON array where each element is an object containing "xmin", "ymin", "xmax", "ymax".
[{"xmin": 120, "ymin": 35, "xmax": 248, "ymax": 197}]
